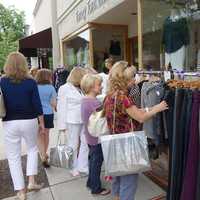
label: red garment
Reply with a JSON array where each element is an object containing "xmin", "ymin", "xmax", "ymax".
[{"xmin": 104, "ymin": 91, "xmax": 140, "ymax": 134}]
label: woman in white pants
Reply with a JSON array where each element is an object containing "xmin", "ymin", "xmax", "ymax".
[
  {"xmin": 57, "ymin": 67, "xmax": 89, "ymax": 176},
  {"xmin": 1, "ymin": 52, "xmax": 45, "ymax": 200}
]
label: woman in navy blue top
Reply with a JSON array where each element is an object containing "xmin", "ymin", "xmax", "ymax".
[{"xmin": 1, "ymin": 52, "xmax": 45, "ymax": 200}]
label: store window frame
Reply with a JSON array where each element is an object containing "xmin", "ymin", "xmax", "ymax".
[{"xmin": 61, "ymin": 23, "xmax": 129, "ymax": 69}]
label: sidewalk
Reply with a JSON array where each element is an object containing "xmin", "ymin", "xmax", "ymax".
[{"xmin": 0, "ymin": 123, "xmax": 166, "ymax": 200}]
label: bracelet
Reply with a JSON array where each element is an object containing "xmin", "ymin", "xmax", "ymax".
[{"xmin": 145, "ymin": 107, "xmax": 149, "ymax": 112}]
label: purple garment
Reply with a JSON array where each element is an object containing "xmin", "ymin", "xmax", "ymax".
[
  {"xmin": 81, "ymin": 97, "xmax": 101, "ymax": 145},
  {"xmin": 180, "ymin": 91, "xmax": 200, "ymax": 200}
]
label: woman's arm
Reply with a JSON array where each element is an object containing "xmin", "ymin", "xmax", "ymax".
[
  {"xmin": 126, "ymin": 101, "xmax": 168, "ymax": 123},
  {"xmin": 51, "ymin": 97, "xmax": 57, "ymax": 112}
]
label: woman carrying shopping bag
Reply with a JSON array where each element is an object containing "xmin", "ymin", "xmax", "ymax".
[
  {"xmin": 64, "ymin": 67, "xmax": 88, "ymax": 176},
  {"xmin": 103, "ymin": 61, "xmax": 168, "ymax": 200},
  {"xmin": 0, "ymin": 52, "xmax": 45, "ymax": 200}
]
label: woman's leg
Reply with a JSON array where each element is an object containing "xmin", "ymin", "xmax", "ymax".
[
  {"xmin": 3, "ymin": 121, "xmax": 25, "ymax": 192},
  {"xmin": 67, "ymin": 123, "xmax": 82, "ymax": 173},
  {"xmin": 21, "ymin": 119, "xmax": 41, "ymax": 188},
  {"xmin": 77, "ymin": 127, "xmax": 89, "ymax": 173},
  {"xmin": 37, "ymin": 129, "xmax": 46, "ymax": 160},
  {"xmin": 112, "ymin": 177, "xmax": 120, "ymax": 199},
  {"xmin": 119, "ymin": 174, "xmax": 139, "ymax": 200},
  {"xmin": 89, "ymin": 144, "xmax": 104, "ymax": 194},
  {"xmin": 44, "ymin": 129, "xmax": 50, "ymax": 157}
]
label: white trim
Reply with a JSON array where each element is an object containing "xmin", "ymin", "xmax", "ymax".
[{"xmin": 33, "ymin": 0, "xmax": 42, "ymax": 16}]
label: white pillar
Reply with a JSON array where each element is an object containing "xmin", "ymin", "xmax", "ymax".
[{"xmin": 51, "ymin": 0, "xmax": 60, "ymax": 69}]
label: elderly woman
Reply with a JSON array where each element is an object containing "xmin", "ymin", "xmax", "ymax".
[
  {"xmin": 0, "ymin": 52, "xmax": 45, "ymax": 200},
  {"xmin": 104, "ymin": 61, "xmax": 168, "ymax": 200},
  {"xmin": 57, "ymin": 67, "xmax": 88, "ymax": 176}
]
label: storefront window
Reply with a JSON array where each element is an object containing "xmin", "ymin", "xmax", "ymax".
[
  {"xmin": 142, "ymin": 0, "xmax": 200, "ymax": 71},
  {"xmin": 92, "ymin": 28, "xmax": 125, "ymax": 72},
  {"xmin": 64, "ymin": 30, "xmax": 90, "ymax": 69}
]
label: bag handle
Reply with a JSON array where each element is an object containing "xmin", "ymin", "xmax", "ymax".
[{"xmin": 56, "ymin": 131, "xmax": 66, "ymax": 146}]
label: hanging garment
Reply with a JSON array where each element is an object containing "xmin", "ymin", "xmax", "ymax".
[
  {"xmin": 162, "ymin": 17, "xmax": 190, "ymax": 54},
  {"xmin": 109, "ymin": 40, "xmax": 121, "ymax": 56},
  {"xmin": 128, "ymin": 84, "xmax": 141, "ymax": 108},
  {"xmin": 196, "ymin": 110, "xmax": 200, "ymax": 200},
  {"xmin": 53, "ymin": 68, "xmax": 69, "ymax": 92},
  {"xmin": 165, "ymin": 45, "xmax": 186, "ymax": 71},
  {"xmin": 169, "ymin": 89, "xmax": 192, "ymax": 200},
  {"xmin": 180, "ymin": 91, "xmax": 200, "ymax": 200},
  {"xmin": 141, "ymin": 81, "xmax": 164, "ymax": 144}
]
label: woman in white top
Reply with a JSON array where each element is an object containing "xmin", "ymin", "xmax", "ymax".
[{"xmin": 57, "ymin": 67, "xmax": 88, "ymax": 176}]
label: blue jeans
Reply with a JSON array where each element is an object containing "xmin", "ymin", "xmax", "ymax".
[
  {"xmin": 112, "ymin": 174, "xmax": 139, "ymax": 200},
  {"xmin": 87, "ymin": 144, "xmax": 104, "ymax": 194}
]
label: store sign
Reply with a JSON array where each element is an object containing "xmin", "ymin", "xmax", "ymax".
[{"xmin": 76, "ymin": 0, "xmax": 109, "ymax": 23}]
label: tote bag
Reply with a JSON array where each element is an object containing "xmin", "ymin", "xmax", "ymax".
[
  {"xmin": 88, "ymin": 110, "xmax": 110, "ymax": 137},
  {"xmin": 100, "ymin": 95, "xmax": 151, "ymax": 176},
  {"xmin": 50, "ymin": 132, "xmax": 73, "ymax": 169}
]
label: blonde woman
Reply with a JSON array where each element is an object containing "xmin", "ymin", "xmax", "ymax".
[
  {"xmin": 1, "ymin": 52, "xmax": 45, "ymax": 200},
  {"xmin": 35, "ymin": 69, "xmax": 57, "ymax": 168},
  {"xmin": 57, "ymin": 67, "xmax": 88, "ymax": 176},
  {"xmin": 80, "ymin": 74, "xmax": 110, "ymax": 195},
  {"xmin": 104, "ymin": 61, "xmax": 168, "ymax": 200},
  {"xmin": 29, "ymin": 66, "xmax": 38, "ymax": 78}
]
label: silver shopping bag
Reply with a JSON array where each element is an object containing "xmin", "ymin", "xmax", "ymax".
[
  {"xmin": 50, "ymin": 134, "xmax": 73, "ymax": 169},
  {"xmin": 100, "ymin": 131, "xmax": 151, "ymax": 176}
]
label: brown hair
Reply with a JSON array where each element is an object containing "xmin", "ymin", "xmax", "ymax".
[
  {"xmin": 4, "ymin": 52, "xmax": 30, "ymax": 83},
  {"xmin": 35, "ymin": 69, "xmax": 53, "ymax": 85},
  {"xmin": 67, "ymin": 67, "xmax": 86, "ymax": 87},
  {"xmin": 108, "ymin": 61, "xmax": 129, "ymax": 94}
]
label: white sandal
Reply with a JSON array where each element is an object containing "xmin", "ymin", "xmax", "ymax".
[
  {"xmin": 27, "ymin": 183, "xmax": 44, "ymax": 191},
  {"xmin": 17, "ymin": 192, "xmax": 26, "ymax": 200}
]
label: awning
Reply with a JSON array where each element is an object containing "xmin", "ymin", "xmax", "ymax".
[{"xmin": 19, "ymin": 28, "xmax": 52, "ymax": 57}]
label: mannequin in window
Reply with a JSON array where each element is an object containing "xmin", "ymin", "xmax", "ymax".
[{"xmin": 162, "ymin": 8, "xmax": 190, "ymax": 71}]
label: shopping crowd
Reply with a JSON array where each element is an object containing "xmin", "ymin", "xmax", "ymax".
[{"xmin": 0, "ymin": 52, "xmax": 168, "ymax": 200}]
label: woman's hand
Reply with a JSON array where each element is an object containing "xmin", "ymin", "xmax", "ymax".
[{"xmin": 154, "ymin": 101, "xmax": 169, "ymax": 113}]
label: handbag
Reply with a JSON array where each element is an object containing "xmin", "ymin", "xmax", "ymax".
[
  {"xmin": 100, "ymin": 95, "xmax": 151, "ymax": 176},
  {"xmin": 0, "ymin": 87, "xmax": 6, "ymax": 118},
  {"xmin": 50, "ymin": 132, "xmax": 73, "ymax": 169},
  {"xmin": 88, "ymin": 110, "xmax": 110, "ymax": 137}
]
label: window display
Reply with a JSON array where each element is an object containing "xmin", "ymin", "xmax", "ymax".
[
  {"xmin": 142, "ymin": 0, "xmax": 200, "ymax": 71},
  {"xmin": 64, "ymin": 30, "xmax": 90, "ymax": 69},
  {"xmin": 92, "ymin": 29, "xmax": 125, "ymax": 72}
]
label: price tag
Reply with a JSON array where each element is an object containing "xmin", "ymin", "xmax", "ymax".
[{"xmin": 164, "ymin": 71, "xmax": 171, "ymax": 81}]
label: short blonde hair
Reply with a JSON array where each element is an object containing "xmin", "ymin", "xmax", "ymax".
[
  {"xmin": 67, "ymin": 67, "xmax": 86, "ymax": 87},
  {"xmin": 81, "ymin": 74, "xmax": 102, "ymax": 94},
  {"xmin": 108, "ymin": 61, "xmax": 129, "ymax": 93},
  {"xmin": 4, "ymin": 52, "xmax": 30, "ymax": 82},
  {"xmin": 124, "ymin": 66, "xmax": 137, "ymax": 81},
  {"xmin": 35, "ymin": 69, "xmax": 53, "ymax": 85}
]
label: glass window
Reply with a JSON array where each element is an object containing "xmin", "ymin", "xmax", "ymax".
[
  {"xmin": 64, "ymin": 30, "xmax": 90, "ymax": 70},
  {"xmin": 142, "ymin": 0, "xmax": 200, "ymax": 71},
  {"xmin": 92, "ymin": 29, "xmax": 125, "ymax": 72}
]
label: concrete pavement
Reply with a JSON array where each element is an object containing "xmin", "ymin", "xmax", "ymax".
[{"xmin": 0, "ymin": 121, "xmax": 166, "ymax": 200}]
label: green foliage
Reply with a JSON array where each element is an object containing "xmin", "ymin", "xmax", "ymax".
[{"xmin": 0, "ymin": 3, "xmax": 26, "ymax": 69}]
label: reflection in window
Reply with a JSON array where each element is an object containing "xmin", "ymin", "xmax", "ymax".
[
  {"xmin": 143, "ymin": 0, "xmax": 200, "ymax": 71},
  {"xmin": 65, "ymin": 30, "xmax": 90, "ymax": 69}
]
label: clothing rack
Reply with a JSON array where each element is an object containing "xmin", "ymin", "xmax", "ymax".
[
  {"xmin": 137, "ymin": 70, "xmax": 200, "ymax": 77},
  {"xmin": 137, "ymin": 70, "xmax": 164, "ymax": 75}
]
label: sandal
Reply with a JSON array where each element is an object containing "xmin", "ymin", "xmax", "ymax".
[{"xmin": 92, "ymin": 188, "xmax": 111, "ymax": 196}]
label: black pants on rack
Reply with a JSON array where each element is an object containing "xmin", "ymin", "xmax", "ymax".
[{"xmin": 164, "ymin": 88, "xmax": 193, "ymax": 200}]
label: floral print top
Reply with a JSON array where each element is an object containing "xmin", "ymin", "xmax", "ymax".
[{"xmin": 104, "ymin": 91, "xmax": 140, "ymax": 134}]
